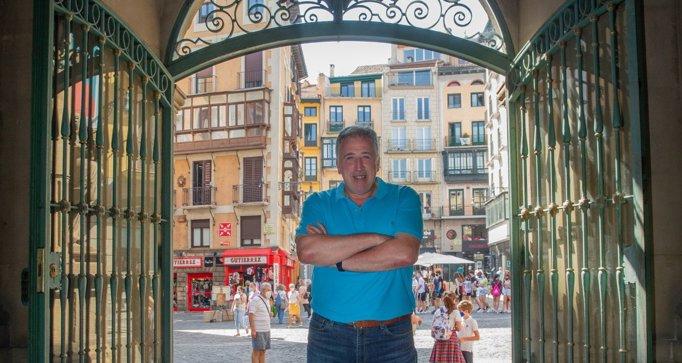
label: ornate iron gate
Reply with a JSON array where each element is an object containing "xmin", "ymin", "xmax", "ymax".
[
  {"xmin": 29, "ymin": 0, "xmax": 174, "ymax": 361},
  {"xmin": 507, "ymin": 0, "xmax": 650, "ymax": 361}
]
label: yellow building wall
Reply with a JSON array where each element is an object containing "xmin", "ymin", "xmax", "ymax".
[{"xmin": 442, "ymin": 77, "xmax": 487, "ymax": 138}]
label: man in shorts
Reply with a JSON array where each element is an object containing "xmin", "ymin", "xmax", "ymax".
[{"xmin": 247, "ymin": 282, "xmax": 272, "ymax": 363}]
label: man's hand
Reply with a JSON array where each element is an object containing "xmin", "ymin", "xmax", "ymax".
[
  {"xmin": 340, "ymin": 233, "xmax": 420, "ymax": 272},
  {"xmin": 251, "ymin": 330, "xmax": 257, "ymax": 338}
]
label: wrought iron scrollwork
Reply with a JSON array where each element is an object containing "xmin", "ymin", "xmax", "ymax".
[{"xmin": 173, "ymin": 0, "xmax": 506, "ymax": 59}]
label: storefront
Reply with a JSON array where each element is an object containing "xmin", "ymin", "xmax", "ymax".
[
  {"xmin": 173, "ymin": 254, "xmax": 227, "ymax": 312},
  {"xmin": 222, "ymin": 247, "xmax": 298, "ymax": 291}
]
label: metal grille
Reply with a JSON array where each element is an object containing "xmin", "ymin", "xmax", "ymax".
[
  {"xmin": 507, "ymin": 0, "xmax": 646, "ymax": 361},
  {"xmin": 43, "ymin": 1, "xmax": 174, "ymax": 361}
]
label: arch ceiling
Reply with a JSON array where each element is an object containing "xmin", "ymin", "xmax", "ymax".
[{"xmin": 165, "ymin": 0, "xmax": 514, "ymax": 79}]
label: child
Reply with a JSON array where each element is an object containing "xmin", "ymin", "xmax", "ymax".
[
  {"xmin": 429, "ymin": 295, "xmax": 465, "ymax": 363},
  {"xmin": 457, "ymin": 300, "xmax": 480, "ymax": 363}
]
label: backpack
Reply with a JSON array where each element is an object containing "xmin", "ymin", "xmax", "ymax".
[
  {"xmin": 430, "ymin": 307, "xmax": 453, "ymax": 341},
  {"xmin": 275, "ymin": 291, "xmax": 283, "ymax": 309}
]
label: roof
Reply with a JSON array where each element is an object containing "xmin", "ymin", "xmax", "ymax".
[{"xmin": 350, "ymin": 64, "xmax": 387, "ymax": 75}]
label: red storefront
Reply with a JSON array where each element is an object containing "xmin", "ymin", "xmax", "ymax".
[{"xmin": 222, "ymin": 247, "xmax": 297, "ymax": 290}]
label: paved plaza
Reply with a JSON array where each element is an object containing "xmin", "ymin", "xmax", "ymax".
[{"xmin": 173, "ymin": 308, "xmax": 511, "ymax": 362}]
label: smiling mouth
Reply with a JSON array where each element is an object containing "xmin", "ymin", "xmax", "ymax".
[{"xmin": 352, "ymin": 174, "xmax": 367, "ymax": 181}]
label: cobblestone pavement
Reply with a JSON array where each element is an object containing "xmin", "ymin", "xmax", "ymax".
[{"xmin": 174, "ymin": 309, "xmax": 511, "ymax": 362}]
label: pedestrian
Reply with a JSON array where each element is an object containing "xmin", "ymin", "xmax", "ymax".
[
  {"xmin": 502, "ymin": 271, "xmax": 512, "ymax": 313},
  {"xmin": 418, "ymin": 272, "xmax": 427, "ymax": 313},
  {"xmin": 287, "ymin": 283, "xmax": 301, "ymax": 326},
  {"xmin": 457, "ymin": 300, "xmax": 480, "ymax": 363},
  {"xmin": 247, "ymin": 282, "xmax": 273, "ymax": 363},
  {"xmin": 474, "ymin": 271, "xmax": 489, "ymax": 312},
  {"xmin": 463, "ymin": 274, "xmax": 473, "ymax": 304},
  {"xmin": 433, "ymin": 271, "xmax": 444, "ymax": 310},
  {"xmin": 299, "ymin": 285, "xmax": 312, "ymax": 319},
  {"xmin": 429, "ymin": 294, "xmax": 465, "ymax": 363},
  {"xmin": 490, "ymin": 274, "xmax": 503, "ymax": 313},
  {"xmin": 296, "ymin": 126, "xmax": 422, "ymax": 362},
  {"xmin": 274, "ymin": 284, "xmax": 287, "ymax": 324},
  {"xmin": 231, "ymin": 286, "xmax": 247, "ymax": 336}
]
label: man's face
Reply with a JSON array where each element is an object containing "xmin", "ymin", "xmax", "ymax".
[{"xmin": 337, "ymin": 136, "xmax": 379, "ymax": 197}]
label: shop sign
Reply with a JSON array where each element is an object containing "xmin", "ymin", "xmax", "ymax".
[
  {"xmin": 204, "ymin": 256, "xmax": 215, "ymax": 268},
  {"xmin": 225, "ymin": 256, "xmax": 267, "ymax": 265},
  {"xmin": 173, "ymin": 257, "xmax": 202, "ymax": 268},
  {"xmin": 215, "ymin": 256, "xmax": 225, "ymax": 267},
  {"xmin": 218, "ymin": 223, "xmax": 232, "ymax": 237},
  {"xmin": 446, "ymin": 229, "xmax": 457, "ymax": 240}
]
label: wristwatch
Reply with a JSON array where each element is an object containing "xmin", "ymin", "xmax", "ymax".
[{"xmin": 336, "ymin": 261, "xmax": 345, "ymax": 272}]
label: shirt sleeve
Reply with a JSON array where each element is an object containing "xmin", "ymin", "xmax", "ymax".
[
  {"xmin": 470, "ymin": 318, "xmax": 479, "ymax": 331},
  {"xmin": 295, "ymin": 192, "xmax": 323, "ymax": 238},
  {"xmin": 394, "ymin": 186, "xmax": 423, "ymax": 241}
]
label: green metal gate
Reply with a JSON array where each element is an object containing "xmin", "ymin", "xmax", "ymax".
[
  {"xmin": 507, "ymin": 0, "xmax": 651, "ymax": 361},
  {"xmin": 29, "ymin": 0, "xmax": 174, "ymax": 361}
]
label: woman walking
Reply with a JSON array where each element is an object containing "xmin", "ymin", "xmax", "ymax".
[
  {"xmin": 502, "ymin": 271, "xmax": 512, "ymax": 313},
  {"xmin": 231, "ymin": 286, "xmax": 248, "ymax": 336},
  {"xmin": 490, "ymin": 274, "xmax": 503, "ymax": 313},
  {"xmin": 429, "ymin": 294, "xmax": 466, "ymax": 363}
]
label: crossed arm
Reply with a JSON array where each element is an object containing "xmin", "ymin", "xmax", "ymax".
[{"xmin": 295, "ymin": 224, "xmax": 420, "ymax": 272}]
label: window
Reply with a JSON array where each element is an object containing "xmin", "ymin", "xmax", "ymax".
[
  {"xmin": 340, "ymin": 83, "xmax": 355, "ymax": 97},
  {"xmin": 304, "ymin": 124, "xmax": 317, "ymax": 146},
  {"xmin": 415, "ymin": 126, "xmax": 432, "ymax": 151},
  {"xmin": 247, "ymin": 0, "xmax": 264, "ymax": 16},
  {"xmin": 357, "ymin": 106, "xmax": 371, "ymax": 125},
  {"xmin": 416, "ymin": 158, "xmax": 433, "ymax": 179},
  {"xmin": 390, "ymin": 126, "xmax": 407, "ymax": 151},
  {"xmin": 392, "ymin": 98, "xmax": 405, "ymax": 120},
  {"xmin": 192, "ymin": 160, "xmax": 212, "ymax": 205},
  {"xmin": 418, "ymin": 192, "xmax": 432, "ymax": 216},
  {"xmin": 472, "ymin": 121, "xmax": 485, "ymax": 144},
  {"xmin": 463, "ymin": 224, "xmax": 487, "ymax": 241},
  {"xmin": 242, "ymin": 157, "xmax": 263, "ymax": 203},
  {"xmin": 449, "ymin": 189, "xmax": 464, "ymax": 216},
  {"xmin": 245, "ymin": 102, "xmax": 264, "ymax": 125},
  {"xmin": 403, "ymin": 48, "xmax": 439, "ymax": 62},
  {"xmin": 194, "ymin": 107, "xmax": 210, "ymax": 129},
  {"xmin": 471, "ymin": 92, "xmax": 485, "ymax": 107},
  {"xmin": 445, "ymin": 150, "xmax": 487, "ymax": 175},
  {"xmin": 240, "ymin": 216, "xmax": 261, "ymax": 247},
  {"xmin": 197, "ymin": 2, "xmax": 215, "ymax": 23},
  {"xmin": 305, "ymin": 157, "xmax": 317, "ymax": 181},
  {"xmin": 472, "ymin": 188, "xmax": 488, "ymax": 215},
  {"xmin": 330, "ymin": 106, "xmax": 343, "ymax": 123},
  {"xmin": 417, "ymin": 98, "xmax": 430, "ymax": 120},
  {"xmin": 447, "ymin": 93, "xmax": 461, "ymax": 108},
  {"xmin": 448, "ymin": 122, "xmax": 462, "ymax": 146},
  {"xmin": 322, "ymin": 138, "xmax": 337, "ymax": 168},
  {"xmin": 304, "ymin": 107, "xmax": 317, "ymax": 117},
  {"xmin": 391, "ymin": 159, "xmax": 408, "ymax": 179},
  {"xmin": 193, "ymin": 67, "xmax": 213, "ymax": 94},
  {"xmin": 361, "ymin": 81, "xmax": 375, "ymax": 97},
  {"xmin": 191, "ymin": 219, "xmax": 210, "ymax": 247},
  {"xmin": 403, "ymin": 49, "xmax": 415, "ymax": 62},
  {"xmin": 414, "ymin": 70, "xmax": 431, "ymax": 86},
  {"xmin": 475, "ymin": 151, "xmax": 487, "ymax": 174}
]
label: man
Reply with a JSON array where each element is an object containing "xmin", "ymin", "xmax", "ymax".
[
  {"xmin": 247, "ymin": 282, "xmax": 272, "ymax": 363},
  {"xmin": 296, "ymin": 126, "xmax": 422, "ymax": 362}
]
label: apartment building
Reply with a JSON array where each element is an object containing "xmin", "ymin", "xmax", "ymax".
[
  {"xmin": 171, "ymin": 2, "xmax": 307, "ymax": 311},
  {"xmin": 437, "ymin": 59, "xmax": 490, "ymax": 267},
  {"xmin": 384, "ymin": 45, "xmax": 443, "ymax": 251}
]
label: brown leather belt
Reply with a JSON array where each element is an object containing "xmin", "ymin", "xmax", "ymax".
[{"xmin": 350, "ymin": 313, "xmax": 411, "ymax": 329}]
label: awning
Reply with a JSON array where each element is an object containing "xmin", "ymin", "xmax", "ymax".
[{"xmin": 414, "ymin": 252, "xmax": 475, "ymax": 267}]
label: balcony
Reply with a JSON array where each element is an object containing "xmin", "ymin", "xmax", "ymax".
[
  {"xmin": 182, "ymin": 186, "xmax": 216, "ymax": 207},
  {"xmin": 387, "ymin": 170, "xmax": 411, "ymax": 184},
  {"xmin": 485, "ymin": 191, "xmax": 509, "ymax": 227},
  {"xmin": 444, "ymin": 136, "xmax": 486, "ymax": 148},
  {"xmin": 412, "ymin": 170, "xmax": 438, "ymax": 184},
  {"xmin": 386, "ymin": 72, "xmax": 433, "ymax": 88},
  {"xmin": 355, "ymin": 119, "xmax": 373, "ymax": 129},
  {"xmin": 279, "ymin": 182, "xmax": 301, "ymax": 217},
  {"xmin": 328, "ymin": 120, "xmax": 344, "ymax": 132},
  {"xmin": 233, "ymin": 183, "xmax": 268, "ymax": 205},
  {"xmin": 386, "ymin": 139, "xmax": 438, "ymax": 153},
  {"xmin": 442, "ymin": 148, "xmax": 488, "ymax": 182},
  {"xmin": 191, "ymin": 76, "xmax": 216, "ymax": 94},
  {"xmin": 237, "ymin": 70, "xmax": 266, "ymax": 89}
]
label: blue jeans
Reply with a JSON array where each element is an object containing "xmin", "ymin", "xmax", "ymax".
[
  {"xmin": 277, "ymin": 307, "xmax": 286, "ymax": 324},
  {"xmin": 307, "ymin": 313, "xmax": 417, "ymax": 363},
  {"xmin": 234, "ymin": 308, "xmax": 246, "ymax": 330}
]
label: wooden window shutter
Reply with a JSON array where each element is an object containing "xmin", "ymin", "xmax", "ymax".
[
  {"xmin": 240, "ymin": 216, "xmax": 261, "ymax": 240},
  {"xmin": 243, "ymin": 157, "xmax": 263, "ymax": 202}
]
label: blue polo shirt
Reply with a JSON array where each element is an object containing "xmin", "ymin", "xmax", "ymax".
[{"xmin": 295, "ymin": 177, "xmax": 422, "ymax": 323}]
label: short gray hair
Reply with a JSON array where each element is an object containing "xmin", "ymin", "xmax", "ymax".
[
  {"xmin": 336, "ymin": 126, "xmax": 380, "ymax": 161},
  {"xmin": 260, "ymin": 282, "xmax": 271, "ymax": 291}
]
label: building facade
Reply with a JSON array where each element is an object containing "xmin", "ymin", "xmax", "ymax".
[
  {"xmin": 171, "ymin": 7, "xmax": 307, "ymax": 311},
  {"xmin": 383, "ymin": 45, "xmax": 443, "ymax": 251},
  {"xmin": 484, "ymin": 70, "xmax": 510, "ymax": 272},
  {"xmin": 437, "ymin": 59, "xmax": 490, "ymax": 268}
]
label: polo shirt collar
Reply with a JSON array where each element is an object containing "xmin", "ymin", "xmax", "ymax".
[{"xmin": 334, "ymin": 177, "xmax": 389, "ymax": 202}]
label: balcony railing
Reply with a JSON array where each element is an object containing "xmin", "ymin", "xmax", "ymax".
[
  {"xmin": 356, "ymin": 119, "xmax": 373, "ymax": 128},
  {"xmin": 328, "ymin": 120, "xmax": 344, "ymax": 132},
  {"xmin": 386, "ymin": 139, "xmax": 438, "ymax": 152},
  {"xmin": 237, "ymin": 70, "xmax": 265, "ymax": 89},
  {"xmin": 182, "ymin": 186, "xmax": 216, "ymax": 206},
  {"xmin": 192, "ymin": 76, "xmax": 216, "ymax": 94},
  {"xmin": 325, "ymin": 86, "xmax": 382, "ymax": 98},
  {"xmin": 412, "ymin": 170, "xmax": 438, "ymax": 183},
  {"xmin": 387, "ymin": 170, "xmax": 411, "ymax": 184},
  {"xmin": 434, "ymin": 205, "xmax": 490, "ymax": 218},
  {"xmin": 233, "ymin": 183, "xmax": 268, "ymax": 204},
  {"xmin": 444, "ymin": 136, "xmax": 486, "ymax": 147}
]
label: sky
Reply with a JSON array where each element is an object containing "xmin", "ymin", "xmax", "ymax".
[{"xmin": 301, "ymin": 41, "xmax": 392, "ymax": 82}]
